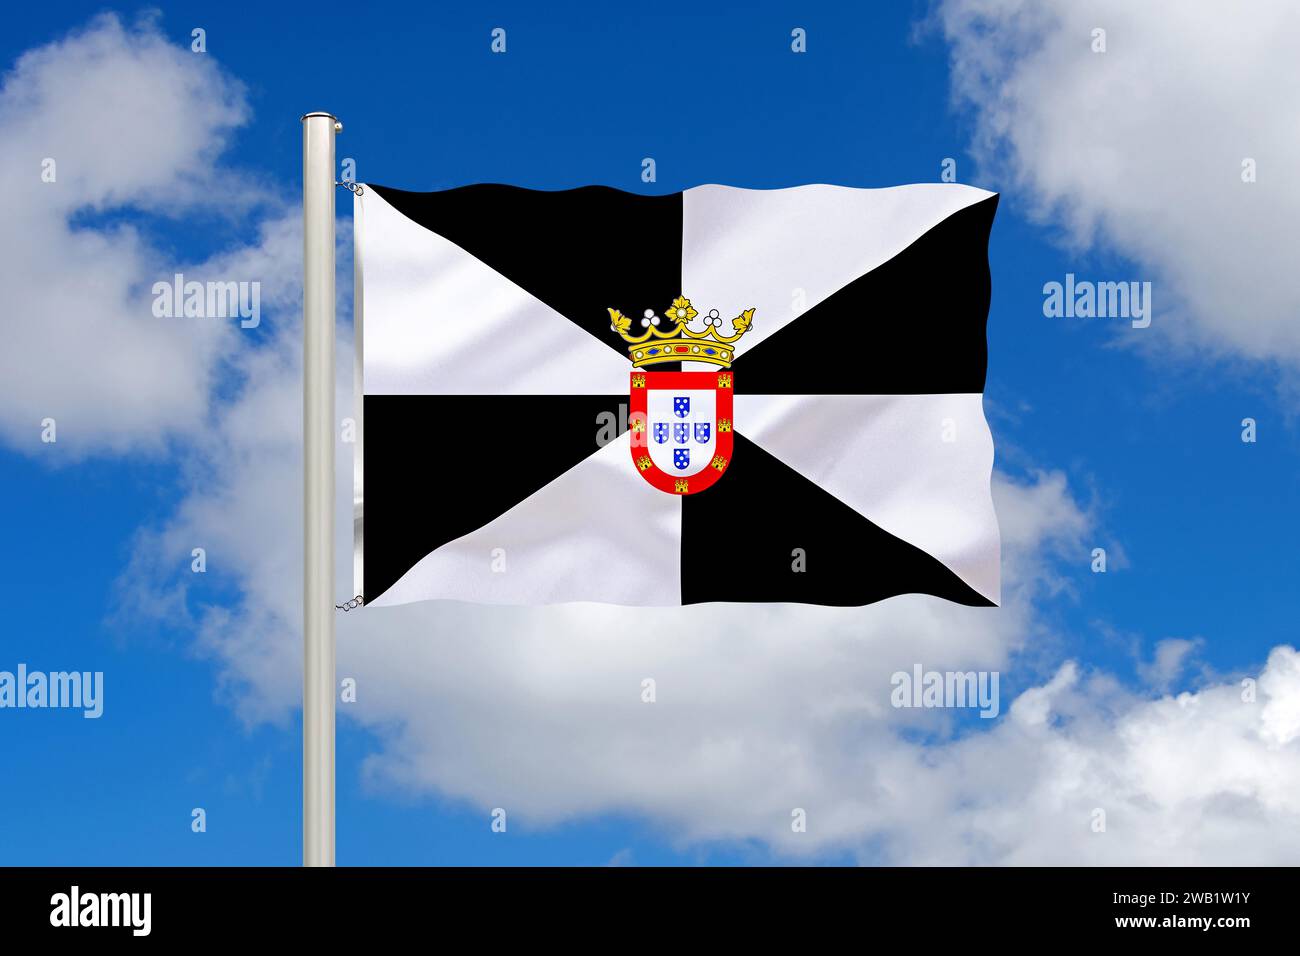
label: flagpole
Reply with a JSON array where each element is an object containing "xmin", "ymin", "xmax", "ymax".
[{"xmin": 301, "ymin": 111, "xmax": 339, "ymax": 867}]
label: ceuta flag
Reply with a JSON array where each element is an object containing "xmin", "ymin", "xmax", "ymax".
[{"xmin": 352, "ymin": 182, "xmax": 1000, "ymax": 608}]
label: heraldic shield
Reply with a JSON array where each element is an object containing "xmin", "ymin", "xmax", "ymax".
[
  {"xmin": 609, "ymin": 295, "xmax": 753, "ymax": 496},
  {"xmin": 629, "ymin": 370, "xmax": 734, "ymax": 495}
]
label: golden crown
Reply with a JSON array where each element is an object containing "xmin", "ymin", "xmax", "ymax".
[{"xmin": 608, "ymin": 295, "xmax": 754, "ymax": 369}]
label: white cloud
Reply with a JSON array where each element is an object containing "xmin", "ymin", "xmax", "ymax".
[
  {"xmin": 0, "ymin": 14, "xmax": 272, "ymax": 456},
  {"xmin": 1137, "ymin": 636, "xmax": 1204, "ymax": 691},
  {"xmin": 116, "ymin": 296, "xmax": 1298, "ymax": 862},
  {"xmin": 894, "ymin": 647, "xmax": 1300, "ymax": 864},
  {"xmin": 126, "ymin": 341, "xmax": 1300, "ymax": 861},
  {"xmin": 938, "ymin": 0, "xmax": 1300, "ymax": 367}
]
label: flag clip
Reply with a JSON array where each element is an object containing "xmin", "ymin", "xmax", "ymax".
[
  {"xmin": 335, "ymin": 595, "xmax": 364, "ymax": 612},
  {"xmin": 336, "ymin": 181, "xmax": 364, "ymax": 195}
]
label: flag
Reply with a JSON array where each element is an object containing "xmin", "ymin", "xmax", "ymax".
[{"xmin": 353, "ymin": 181, "xmax": 1000, "ymax": 608}]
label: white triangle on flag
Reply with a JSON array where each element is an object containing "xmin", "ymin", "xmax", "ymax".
[
  {"xmin": 681, "ymin": 183, "xmax": 995, "ymax": 365},
  {"xmin": 361, "ymin": 187, "xmax": 629, "ymax": 395},
  {"xmin": 368, "ymin": 431, "xmax": 681, "ymax": 607},
  {"xmin": 733, "ymin": 392, "xmax": 1000, "ymax": 603}
]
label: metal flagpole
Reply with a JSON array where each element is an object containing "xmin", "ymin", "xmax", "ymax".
[{"xmin": 301, "ymin": 111, "xmax": 339, "ymax": 867}]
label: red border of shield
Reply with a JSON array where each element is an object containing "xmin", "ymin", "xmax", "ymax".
[{"xmin": 628, "ymin": 370, "xmax": 734, "ymax": 495}]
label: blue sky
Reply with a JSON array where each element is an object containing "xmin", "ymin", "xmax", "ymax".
[{"xmin": 2, "ymin": 1, "xmax": 1298, "ymax": 865}]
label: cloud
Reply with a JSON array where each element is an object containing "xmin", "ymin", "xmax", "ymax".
[
  {"xmin": 893, "ymin": 647, "xmax": 1300, "ymax": 864},
  {"xmin": 1137, "ymin": 636, "xmax": 1204, "ymax": 692},
  {"xmin": 120, "ymin": 284, "xmax": 1282, "ymax": 863},
  {"xmin": 938, "ymin": 0, "xmax": 1300, "ymax": 368},
  {"xmin": 126, "ymin": 335, "xmax": 1300, "ymax": 862},
  {"xmin": 0, "ymin": 13, "xmax": 272, "ymax": 456}
]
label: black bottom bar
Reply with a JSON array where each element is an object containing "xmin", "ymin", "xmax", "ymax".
[{"xmin": 0, "ymin": 866, "xmax": 1287, "ymax": 942}]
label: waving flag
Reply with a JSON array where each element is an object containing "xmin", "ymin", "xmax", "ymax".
[{"xmin": 353, "ymin": 182, "xmax": 1000, "ymax": 608}]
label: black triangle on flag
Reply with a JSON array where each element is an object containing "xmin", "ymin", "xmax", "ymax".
[
  {"xmin": 368, "ymin": 184, "xmax": 684, "ymax": 368},
  {"xmin": 681, "ymin": 434, "xmax": 993, "ymax": 606}
]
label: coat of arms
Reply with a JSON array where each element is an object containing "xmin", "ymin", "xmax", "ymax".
[{"xmin": 609, "ymin": 296, "xmax": 752, "ymax": 495}]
